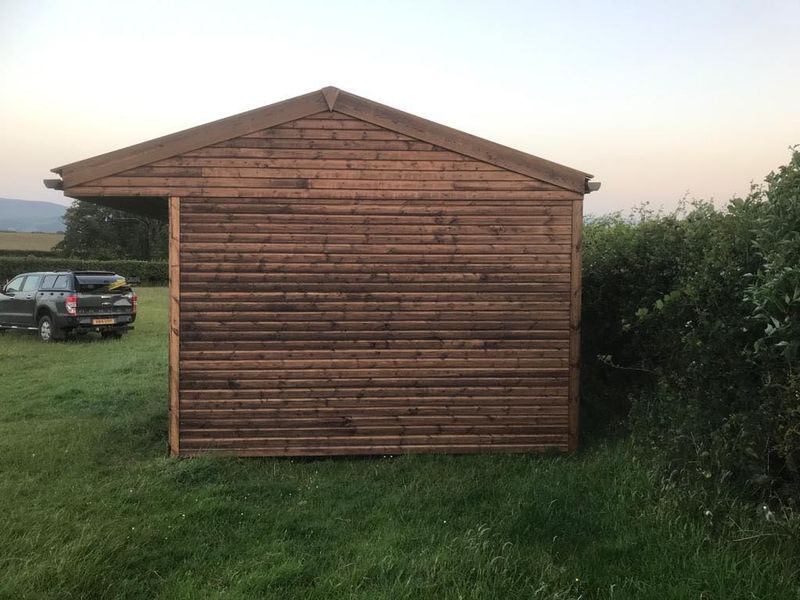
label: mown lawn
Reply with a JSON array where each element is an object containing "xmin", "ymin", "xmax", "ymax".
[{"xmin": 1, "ymin": 288, "xmax": 798, "ymax": 599}]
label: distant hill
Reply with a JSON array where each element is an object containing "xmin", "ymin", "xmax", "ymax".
[{"xmin": 0, "ymin": 198, "xmax": 67, "ymax": 233}]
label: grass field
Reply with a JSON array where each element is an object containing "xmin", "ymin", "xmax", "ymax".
[
  {"xmin": 0, "ymin": 231, "xmax": 63, "ymax": 252},
  {"xmin": 1, "ymin": 288, "xmax": 798, "ymax": 599}
]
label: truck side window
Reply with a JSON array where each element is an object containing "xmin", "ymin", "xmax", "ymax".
[
  {"xmin": 41, "ymin": 275, "xmax": 57, "ymax": 289},
  {"xmin": 22, "ymin": 276, "xmax": 42, "ymax": 292},
  {"xmin": 5, "ymin": 276, "xmax": 25, "ymax": 293},
  {"xmin": 53, "ymin": 275, "xmax": 70, "ymax": 290}
]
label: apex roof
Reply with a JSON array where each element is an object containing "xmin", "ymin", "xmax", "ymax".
[{"xmin": 49, "ymin": 87, "xmax": 595, "ymax": 194}]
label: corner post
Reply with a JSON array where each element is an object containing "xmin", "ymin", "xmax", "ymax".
[
  {"xmin": 568, "ymin": 197, "xmax": 583, "ymax": 451},
  {"xmin": 168, "ymin": 196, "xmax": 181, "ymax": 456}
]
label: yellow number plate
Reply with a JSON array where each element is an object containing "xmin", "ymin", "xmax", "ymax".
[{"xmin": 92, "ymin": 318, "xmax": 115, "ymax": 326}]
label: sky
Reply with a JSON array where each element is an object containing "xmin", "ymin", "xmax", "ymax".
[{"xmin": 1, "ymin": 0, "xmax": 798, "ymax": 215}]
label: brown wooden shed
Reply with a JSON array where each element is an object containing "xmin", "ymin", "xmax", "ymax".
[{"xmin": 45, "ymin": 87, "xmax": 598, "ymax": 457}]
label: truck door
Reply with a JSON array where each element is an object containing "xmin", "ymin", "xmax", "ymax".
[
  {"xmin": 0, "ymin": 275, "xmax": 28, "ymax": 325},
  {"xmin": 17, "ymin": 275, "xmax": 42, "ymax": 327}
]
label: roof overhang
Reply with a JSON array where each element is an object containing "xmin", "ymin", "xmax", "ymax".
[{"xmin": 46, "ymin": 86, "xmax": 597, "ymax": 195}]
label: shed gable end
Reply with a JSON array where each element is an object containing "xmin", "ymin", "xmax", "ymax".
[{"xmin": 71, "ymin": 112, "xmax": 579, "ymax": 199}]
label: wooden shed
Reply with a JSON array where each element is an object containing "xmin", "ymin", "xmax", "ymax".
[{"xmin": 45, "ymin": 87, "xmax": 598, "ymax": 457}]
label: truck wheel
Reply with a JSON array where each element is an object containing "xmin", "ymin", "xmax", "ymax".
[{"xmin": 38, "ymin": 314, "xmax": 64, "ymax": 342}]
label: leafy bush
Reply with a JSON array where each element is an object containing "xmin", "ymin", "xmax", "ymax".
[
  {"xmin": 0, "ymin": 256, "xmax": 168, "ymax": 285},
  {"xmin": 582, "ymin": 149, "xmax": 800, "ymax": 504}
]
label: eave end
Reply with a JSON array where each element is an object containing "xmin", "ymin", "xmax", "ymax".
[{"xmin": 585, "ymin": 180, "xmax": 601, "ymax": 194}]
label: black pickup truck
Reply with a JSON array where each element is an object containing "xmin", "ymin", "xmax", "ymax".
[{"xmin": 0, "ymin": 271, "xmax": 137, "ymax": 341}]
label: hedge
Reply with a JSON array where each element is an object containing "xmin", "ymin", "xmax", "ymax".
[
  {"xmin": 0, "ymin": 249, "xmax": 61, "ymax": 258},
  {"xmin": 0, "ymin": 256, "xmax": 168, "ymax": 285}
]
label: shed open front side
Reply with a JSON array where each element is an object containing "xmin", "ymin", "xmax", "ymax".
[{"xmin": 46, "ymin": 87, "xmax": 592, "ymax": 456}]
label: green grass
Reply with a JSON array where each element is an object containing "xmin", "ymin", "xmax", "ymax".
[
  {"xmin": 0, "ymin": 231, "xmax": 63, "ymax": 252},
  {"xmin": 1, "ymin": 288, "xmax": 798, "ymax": 599}
]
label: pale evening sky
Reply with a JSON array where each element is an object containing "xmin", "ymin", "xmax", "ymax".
[{"xmin": 1, "ymin": 0, "xmax": 798, "ymax": 215}]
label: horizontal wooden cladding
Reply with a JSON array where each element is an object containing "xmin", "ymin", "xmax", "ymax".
[
  {"xmin": 167, "ymin": 112, "xmax": 575, "ymax": 457},
  {"xmin": 182, "ymin": 306, "xmax": 567, "ymax": 318},
  {"xmin": 180, "ymin": 348, "xmax": 567, "ymax": 361},
  {"xmin": 153, "ymin": 157, "xmax": 505, "ymax": 171},
  {"xmin": 181, "ymin": 394, "xmax": 569, "ymax": 408},
  {"xmin": 179, "ymin": 433, "xmax": 568, "ymax": 450},
  {"xmin": 241, "ymin": 128, "xmax": 416, "ymax": 141},
  {"xmin": 181, "ymin": 375, "xmax": 567, "ymax": 390},
  {"xmin": 179, "ymin": 148, "xmax": 487, "ymax": 161},
  {"xmin": 181, "ymin": 404, "xmax": 566, "ymax": 417},
  {"xmin": 179, "ymin": 233, "xmax": 568, "ymax": 245},
  {"xmin": 180, "ymin": 443, "xmax": 568, "ymax": 457},
  {"xmin": 179, "ymin": 330, "xmax": 570, "ymax": 342},
  {"xmin": 182, "ymin": 416, "xmax": 567, "ymax": 429},
  {"xmin": 180, "ymin": 222, "xmax": 571, "ymax": 235},
  {"xmin": 176, "ymin": 241, "xmax": 569, "ymax": 254},
  {"xmin": 92, "ymin": 177, "xmax": 566, "ymax": 193},
  {"xmin": 180, "ymin": 298, "xmax": 567, "ymax": 310},
  {"xmin": 181, "ymin": 319, "xmax": 569, "ymax": 332},
  {"xmin": 181, "ymin": 251, "xmax": 569, "ymax": 268},
  {"xmin": 181, "ymin": 425, "xmax": 567, "ymax": 440},
  {"xmin": 121, "ymin": 166, "xmax": 552, "ymax": 184},
  {"xmin": 181, "ymin": 380, "xmax": 567, "ymax": 398},
  {"xmin": 181, "ymin": 305, "xmax": 569, "ymax": 322},
  {"xmin": 179, "ymin": 200, "xmax": 575, "ymax": 213},
  {"xmin": 180, "ymin": 338, "xmax": 569, "ymax": 351},
  {"xmin": 181, "ymin": 356, "xmax": 567, "ymax": 370},
  {"xmin": 68, "ymin": 186, "xmax": 581, "ymax": 201},
  {"xmin": 181, "ymin": 406, "xmax": 568, "ymax": 420},
  {"xmin": 179, "ymin": 291, "xmax": 569, "ymax": 302},
  {"xmin": 215, "ymin": 138, "xmax": 440, "ymax": 151},
  {"xmin": 180, "ymin": 274, "xmax": 570, "ymax": 286},
  {"xmin": 179, "ymin": 263, "xmax": 569, "ymax": 276}
]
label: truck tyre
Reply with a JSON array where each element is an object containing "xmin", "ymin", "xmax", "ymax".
[{"xmin": 38, "ymin": 314, "xmax": 64, "ymax": 342}]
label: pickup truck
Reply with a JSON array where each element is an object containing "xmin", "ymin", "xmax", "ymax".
[{"xmin": 0, "ymin": 271, "xmax": 137, "ymax": 341}]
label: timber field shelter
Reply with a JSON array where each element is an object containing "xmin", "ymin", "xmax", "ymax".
[{"xmin": 45, "ymin": 87, "xmax": 598, "ymax": 456}]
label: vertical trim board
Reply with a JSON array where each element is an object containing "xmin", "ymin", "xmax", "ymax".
[
  {"xmin": 568, "ymin": 198, "xmax": 583, "ymax": 451},
  {"xmin": 168, "ymin": 196, "xmax": 181, "ymax": 456}
]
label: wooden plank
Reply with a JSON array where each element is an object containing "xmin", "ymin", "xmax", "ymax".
[
  {"xmin": 568, "ymin": 197, "xmax": 583, "ymax": 451},
  {"xmin": 178, "ymin": 329, "xmax": 571, "ymax": 341},
  {"xmin": 178, "ymin": 148, "xmax": 478, "ymax": 161},
  {"xmin": 179, "ymin": 375, "xmax": 568, "ymax": 389},
  {"xmin": 180, "ymin": 433, "xmax": 568, "ymax": 448},
  {"xmin": 152, "ymin": 157, "xmax": 505, "ymax": 171},
  {"xmin": 178, "ymin": 233, "xmax": 569, "ymax": 244},
  {"xmin": 179, "ymin": 348, "xmax": 567, "ymax": 360},
  {"xmin": 121, "ymin": 166, "xmax": 549, "ymax": 183},
  {"xmin": 168, "ymin": 196, "xmax": 180, "ymax": 456},
  {"xmin": 66, "ymin": 186, "xmax": 581, "ymax": 201},
  {"xmin": 178, "ymin": 273, "xmax": 571, "ymax": 284},
  {"xmin": 180, "ymin": 443, "xmax": 568, "ymax": 457},
  {"xmin": 180, "ymin": 223, "xmax": 572, "ymax": 235},
  {"xmin": 179, "ymin": 387, "xmax": 568, "ymax": 402},
  {"xmin": 179, "ymin": 338, "xmax": 569, "ymax": 351}
]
